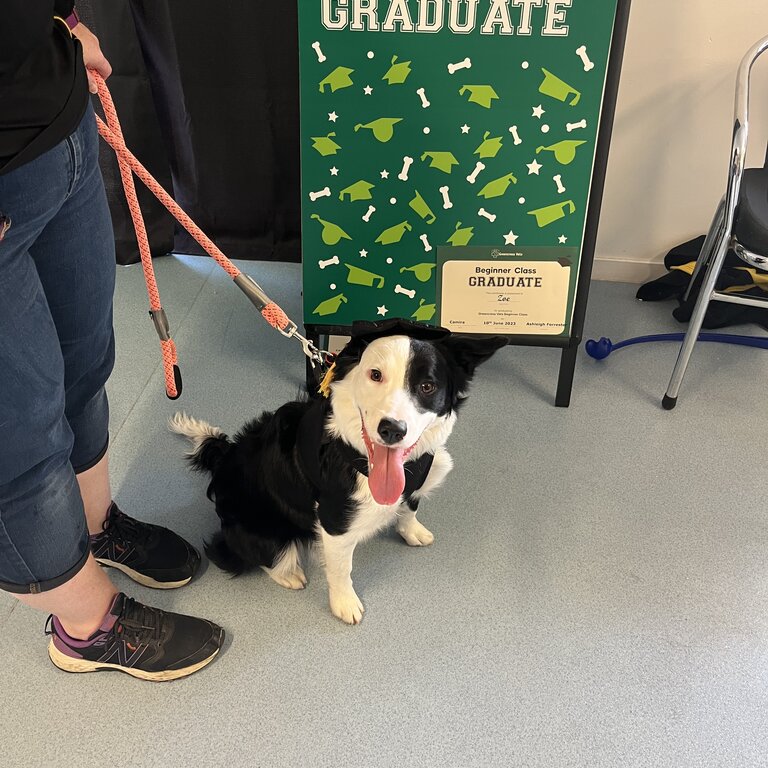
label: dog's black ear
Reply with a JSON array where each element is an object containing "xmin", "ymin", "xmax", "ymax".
[
  {"xmin": 438, "ymin": 335, "xmax": 507, "ymax": 379},
  {"xmin": 331, "ymin": 335, "xmax": 369, "ymax": 381}
]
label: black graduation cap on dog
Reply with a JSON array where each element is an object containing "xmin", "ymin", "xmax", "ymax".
[{"xmin": 349, "ymin": 318, "xmax": 450, "ymax": 344}]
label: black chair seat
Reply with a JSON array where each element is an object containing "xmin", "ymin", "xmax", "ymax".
[{"xmin": 734, "ymin": 166, "xmax": 768, "ymax": 256}]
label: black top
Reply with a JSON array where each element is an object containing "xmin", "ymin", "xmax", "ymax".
[{"xmin": 0, "ymin": 1, "xmax": 89, "ymax": 176}]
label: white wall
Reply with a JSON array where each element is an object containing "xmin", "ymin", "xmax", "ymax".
[{"xmin": 594, "ymin": 1, "xmax": 768, "ymax": 283}]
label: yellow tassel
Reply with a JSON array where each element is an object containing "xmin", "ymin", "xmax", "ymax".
[
  {"xmin": 670, "ymin": 261, "xmax": 696, "ymax": 277},
  {"xmin": 318, "ymin": 363, "xmax": 336, "ymax": 399}
]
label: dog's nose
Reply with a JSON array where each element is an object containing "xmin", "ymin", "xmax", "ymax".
[{"xmin": 377, "ymin": 418, "xmax": 407, "ymax": 445}]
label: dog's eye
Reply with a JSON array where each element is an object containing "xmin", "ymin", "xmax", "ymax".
[
  {"xmin": 370, "ymin": 369, "xmax": 383, "ymax": 382},
  {"xmin": 420, "ymin": 381, "xmax": 436, "ymax": 395}
]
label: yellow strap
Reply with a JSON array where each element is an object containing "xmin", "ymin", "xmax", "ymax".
[
  {"xmin": 53, "ymin": 16, "xmax": 73, "ymax": 37},
  {"xmin": 318, "ymin": 363, "xmax": 336, "ymax": 399}
]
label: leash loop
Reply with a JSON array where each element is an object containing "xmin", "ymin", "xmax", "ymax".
[{"xmin": 90, "ymin": 70, "xmax": 323, "ymax": 395}]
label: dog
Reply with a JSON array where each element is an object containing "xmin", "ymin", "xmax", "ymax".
[{"xmin": 170, "ymin": 319, "xmax": 505, "ymax": 624}]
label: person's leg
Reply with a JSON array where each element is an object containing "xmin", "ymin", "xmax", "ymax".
[
  {"xmin": 0, "ymin": 110, "xmax": 223, "ymax": 678},
  {"xmin": 78, "ymin": 454, "xmax": 113, "ymax": 535},
  {"xmin": 0, "ymin": 110, "xmax": 116, "ymax": 636},
  {"xmin": 30, "ymin": 105, "xmax": 199, "ymax": 588},
  {"xmin": 16, "ymin": 556, "xmax": 116, "ymax": 639}
]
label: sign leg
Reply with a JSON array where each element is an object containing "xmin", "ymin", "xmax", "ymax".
[{"xmin": 555, "ymin": 345, "xmax": 578, "ymax": 407}]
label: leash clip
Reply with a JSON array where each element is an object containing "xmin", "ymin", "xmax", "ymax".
[{"xmin": 280, "ymin": 324, "xmax": 329, "ymax": 369}]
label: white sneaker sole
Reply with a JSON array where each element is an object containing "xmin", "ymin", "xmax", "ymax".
[
  {"xmin": 48, "ymin": 639, "xmax": 220, "ymax": 682},
  {"xmin": 95, "ymin": 558, "xmax": 192, "ymax": 589}
]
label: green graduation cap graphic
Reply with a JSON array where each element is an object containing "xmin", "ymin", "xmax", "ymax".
[
  {"xmin": 536, "ymin": 140, "xmax": 587, "ymax": 165},
  {"xmin": 375, "ymin": 220, "xmax": 412, "ymax": 245},
  {"xmin": 382, "ymin": 55, "xmax": 412, "ymax": 85},
  {"xmin": 447, "ymin": 222, "xmax": 474, "ymax": 246},
  {"xmin": 527, "ymin": 200, "xmax": 576, "ymax": 228},
  {"xmin": 538, "ymin": 68, "xmax": 581, "ymax": 106},
  {"xmin": 310, "ymin": 132, "xmax": 341, "ymax": 157},
  {"xmin": 474, "ymin": 131, "xmax": 504, "ymax": 159},
  {"xmin": 339, "ymin": 180, "xmax": 375, "ymax": 202},
  {"xmin": 319, "ymin": 66, "xmax": 354, "ymax": 94},
  {"xmin": 477, "ymin": 172, "xmax": 518, "ymax": 199},
  {"xmin": 353, "ymin": 117, "xmax": 403, "ymax": 143},
  {"xmin": 411, "ymin": 299, "xmax": 436, "ymax": 322},
  {"xmin": 313, "ymin": 293, "xmax": 348, "ymax": 316},
  {"xmin": 310, "ymin": 214, "xmax": 352, "ymax": 245},
  {"xmin": 345, "ymin": 263, "xmax": 385, "ymax": 288},
  {"xmin": 420, "ymin": 151, "xmax": 459, "ymax": 174},
  {"xmin": 458, "ymin": 84, "xmax": 499, "ymax": 109},
  {"xmin": 408, "ymin": 191, "xmax": 436, "ymax": 224},
  {"xmin": 400, "ymin": 263, "xmax": 436, "ymax": 283}
]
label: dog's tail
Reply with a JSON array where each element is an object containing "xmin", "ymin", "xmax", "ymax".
[{"xmin": 168, "ymin": 412, "xmax": 231, "ymax": 474}]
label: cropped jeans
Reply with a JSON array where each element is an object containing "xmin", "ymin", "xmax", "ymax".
[{"xmin": 0, "ymin": 104, "xmax": 115, "ymax": 593}]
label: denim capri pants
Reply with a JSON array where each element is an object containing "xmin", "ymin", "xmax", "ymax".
[{"xmin": 0, "ymin": 104, "xmax": 115, "ymax": 594}]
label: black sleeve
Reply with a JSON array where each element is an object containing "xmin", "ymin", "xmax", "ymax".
[
  {"xmin": 54, "ymin": 1, "xmax": 76, "ymax": 16},
  {"xmin": 0, "ymin": 2, "xmax": 61, "ymax": 81}
]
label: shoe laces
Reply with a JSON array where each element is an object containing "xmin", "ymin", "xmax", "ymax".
[
  {"xmin": 102, "ymin": 506, "xmax": 151, "ymax": 546},
  {"xmin": 114, "ymin": 596, "xmax": 164, "ymax": 646}
]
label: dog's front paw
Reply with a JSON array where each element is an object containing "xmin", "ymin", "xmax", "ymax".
[
  {"xmin": 329, "ymin": 588, "xmax": 365, "ymax": 625},
  {"xmin": 397, "ymin": 518, "xmax": 435, "ymax": 547}
]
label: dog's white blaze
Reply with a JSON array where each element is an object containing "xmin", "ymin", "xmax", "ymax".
[{"xmin": 329, "ymin": 335, "xmax": 449, "ymax": 453}]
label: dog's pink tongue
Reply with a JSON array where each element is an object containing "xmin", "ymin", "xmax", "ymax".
[{"xmin": 368, "ymin": 444, "xmax": 407, "ymax": 505}]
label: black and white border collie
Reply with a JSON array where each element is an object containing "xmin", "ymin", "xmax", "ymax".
[{"xmin": 170, "ymin": 320, "xmax": 505, "ymax": 624}]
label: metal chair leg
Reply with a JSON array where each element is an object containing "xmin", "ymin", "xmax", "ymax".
[
  {"xmin": 662, "ymin": 230, "xmax": 732, "ymax": 409},
  {"xmin": 683, "ymin": 196, "xmax": 726, "ymax": 302}
]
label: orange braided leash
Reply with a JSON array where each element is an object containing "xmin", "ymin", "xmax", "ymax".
[{"xmin": 91, "ymin": 72, "xmax": 314, "ymax": 397}]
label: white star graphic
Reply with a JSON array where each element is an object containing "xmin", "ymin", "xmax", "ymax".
[
  {"xmin": 380, "ymin": 169, "xmax": 389, "ymax": 179},
  {"xmin": 359, "ymin": 249, "xmax": 368, "ymax": 258},
  {"xmin": 532, "ymin": 104, "xmax": 545, "ymax": 119},
  {"xmin": 504, "ymin": 231, "xmax": 519, "ymax": 245},
  {"xmin": 558, "ymin": 235, "xmax": 568, "ymax": 244},
  {"xmin": 329, "ymin": 167, "xmax": 339, "ymax": 176},
  {"xmin": 377, "ymin": 305, "xmax": 389, "ymax": 317},
  {"xmin": 526, "ymin": 159, "xmax": 543, "ymax": 175},
  {"xmin": 328, "ymin": 111, "xmax": 338, "ymax": 122},
  {"xmin": 460, "ymin": 124, "xmax": 470, "ymax": 134},
  {"xmin": 363, "ymin": 85, "xmax": 373, "ymax": 95}
]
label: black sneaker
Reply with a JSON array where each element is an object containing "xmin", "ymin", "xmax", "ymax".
[
  {"xmin": 47, "ymin": 593, "xmax": 224, "ymax": 681},
  {"xmin": 90, "ymin": 502, "xmax": 200, "ymax": 589}
]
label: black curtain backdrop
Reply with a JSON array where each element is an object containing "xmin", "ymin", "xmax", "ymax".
[{"xmin": 78, "ymin": 0, "xmax": 301, "ymax": 265}]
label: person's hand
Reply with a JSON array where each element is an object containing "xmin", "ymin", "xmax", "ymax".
[{"xmin": 71, "ymin": 22, "xmax": 112, "ymax": 94}]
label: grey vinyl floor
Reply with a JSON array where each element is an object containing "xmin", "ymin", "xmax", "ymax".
[{"xmin": 3, "ymin": 255, "xmax": 768, "ymax": 768}]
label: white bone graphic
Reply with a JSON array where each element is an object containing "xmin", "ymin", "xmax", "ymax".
[
  {"xmin": 395, "ymin": 284, "xmax": 416, "ymax": 299},
  {"xmin": 420, "ymin": 233, "xmax": 433, "ymax": 252},
  {"xmin": 398, "ymin": 156, "xmax": 414, "ymax": 181},
  {"xmin": 362, "ymin": 205, "xmax": 376, "ymax": 222},
  {"xmin": 439, "ymin": 185, "xmax": 453, "ymax": 209},
  {"xmin": 309, "ymin": 186, "xmax": 331, "ymax": 202},
  {"xmin": 566, "ymin": 119, "xmax": 588, "ymax": 132},
  {"xmin": 318, "ymin": 255, "xmax": 339, "ymax": 270},
  {"xmin": 311, "ymin": 41, "xmax": 326, "ymax": 63},
  {"xmin": 508, "ymin": 125, "xmax": 522, "ymax": 145},
  {"xmin": 576, "ymin": 45, "xmax": 595, "ymax": 72},
  {"xmin": 553, "ymin": 175, "xmax": 566, "ymax": 194},
  {"xmin": 466, "ymin": 161, "xmax": 485, "ymax": 184},
  {"xmin": 416, "ymin": 88, "xmax": 430, "ymax": 109},
  {"xmin": 478, "ymin": 208, "xmax": 496, "ymax": 223},
  {"xmin": 447, "ymin": 57, "xmax": 471, "ymax": 75}
]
